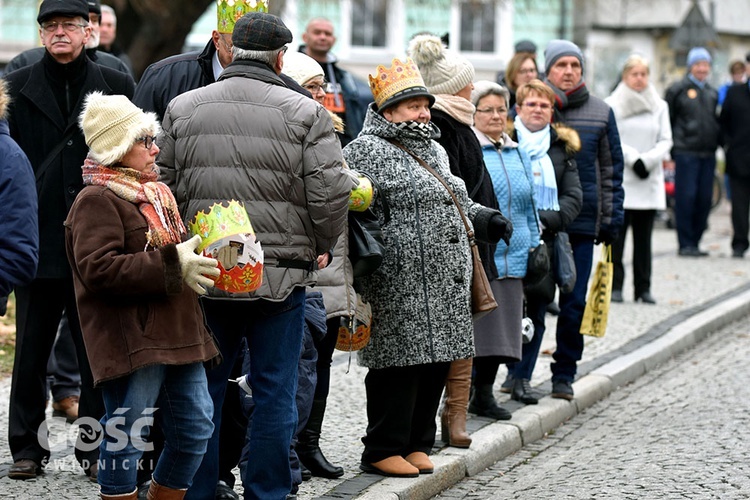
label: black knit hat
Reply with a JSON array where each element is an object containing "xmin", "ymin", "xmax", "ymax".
[
  {"xmin": 37, "ymin": 0, "xmax": 89, "ymax": 24},
  {"xmin": 232, "ymin": 12, "xmax": 292, "ymax": 51},
  {"xmin": 86, "ymin": 0, "xmax": 101, "ymax": 16}
]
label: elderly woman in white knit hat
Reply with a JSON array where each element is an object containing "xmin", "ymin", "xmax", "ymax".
[
  {"xmin": 65, "ymin": 92, "xmax": 221, "ymax": 500},
  {"xmin": 408, "ymin": 33, "xmax": 507, "ymax": 449}
]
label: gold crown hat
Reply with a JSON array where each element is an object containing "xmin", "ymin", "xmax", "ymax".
[
  {"xmin": 217, "ymin": 0, "xmax": 269, "ymax": 34},
  {"xmin": 369, "ymin": 57, "xmax": 435, "ymax": 113}
]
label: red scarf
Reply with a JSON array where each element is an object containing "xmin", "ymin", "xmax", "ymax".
[{"xmin": 82, "ymin": 157, "xmax": 185, "ymax": 248}]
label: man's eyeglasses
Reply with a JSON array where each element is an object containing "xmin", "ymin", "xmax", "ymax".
[
  {"xmin": 136, "ymin": 136, "xmax": 157, "ymax": 149},
  {"xmin": 476, "ymin": 107, "xmax": 507, "ymax": 115},
  {"xmin": 303, "ymin": 82, "xmax": 328, "ymax": 93},
  {"xmin": 521, "ymin": 102, "xmax": 552, "ymax": 110},
  {"xmin": 42, "ymin": 21, "xmax": 86, "ymax": 33}
]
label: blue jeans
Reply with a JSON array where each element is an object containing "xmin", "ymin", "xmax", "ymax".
[
  {"xmin": 98, "ymin": 363, "xmax": 213, "ymax": 495},
  {"xmin": 673, "ymin": 153, "xmax": 716, "ymax": 250},
  {"xmin": 187, "ymin": 288, "xmax": 305, "ymax": 500},
  {"xmin": 551, "ymin": 235, "xmax": 594, "ymax": 383}
]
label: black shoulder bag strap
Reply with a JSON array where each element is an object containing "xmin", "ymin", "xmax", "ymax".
[{"xmin": 35, "ymin": 128, "xmax": 77, "ymax": 184}]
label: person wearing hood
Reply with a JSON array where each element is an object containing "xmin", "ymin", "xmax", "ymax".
[
  {"xmin": 606, "ymin": 55, "xmax": 672, "ymax": 303},
  {"xmin": 665, "ymin": 47, "xmax": 720, "ymax": 257},
  {"xmin": 408, "ymin": 33, "xmax": 503, "ymax": 449},
  {"xmin": 542, "ymin": 39, "xmax": 624, "ymax": 401},
  {"xmin": 342, "ymin": 58, "xmax": 510, "ymax": 478}
]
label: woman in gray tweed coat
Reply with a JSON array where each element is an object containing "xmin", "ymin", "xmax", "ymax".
[{"xmin": 342, "ymin": 58, "xmax": 511, "ymax": 478}]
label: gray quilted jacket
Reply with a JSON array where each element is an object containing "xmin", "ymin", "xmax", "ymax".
[
  {"xmin": 343, "ymin": 105, "xmax": 501, "ymax": 369},
  {"xmin": 158, "ymin": 60, "xmax": 351, "ymax": 301}
]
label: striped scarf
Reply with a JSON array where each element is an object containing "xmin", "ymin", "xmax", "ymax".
[{"xmin": 82, "ymin": 157, "xmax": 185, "ymax": 248}]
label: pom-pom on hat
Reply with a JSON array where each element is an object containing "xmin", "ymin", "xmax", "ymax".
[
  {"xmin": 232, "ymin": 11, "xmax": 291, "ymax": 51},
  {"xmin": 686, "ymin": 47, "xmax": 712, "ymax": 67},
  {"xmin": 37, "ymin": 0, "xmax": 89, "ymax": 24},
  {"xmin": 217, "ymin": 0, "xmax": 269, "ymax": 34},
  {"xmin": 408, "ymin": 34, "xmax": 475, "ymax": 96},
  {"xmin": 79, "ymin": 92, "xmax": 160, "ymax": 167},
  {"xmin": 283, "ymin": 51, "xmax": 324, "ymax": 86},
  {"xmin": 544, "ymin": 39, "xmax": 584, "ymax": 74},
  {"xmin": 369, "ymin": 57, "xmax": 435, "ymax": 113}
]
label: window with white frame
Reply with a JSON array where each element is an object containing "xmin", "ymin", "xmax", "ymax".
[
  {"xmin": 351, "ymin": 0, "xmax": 388, "ymax": 47},
  {"xmin": 459, "ymin": 0, "xmax": 496, "ymax": 53}
]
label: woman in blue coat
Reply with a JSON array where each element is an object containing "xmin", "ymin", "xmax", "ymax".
[{"xmin": 469, "ymin": 81, "xmax": 540, "ymax": 419}]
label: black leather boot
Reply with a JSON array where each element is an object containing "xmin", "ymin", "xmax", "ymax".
[
  {"xmin": 468, "ymin": 384, "xmax": 511, "ymax": 420},
  {"xmin": 296, "ymin": 398, "xmax": 344, "ymax": 479}
]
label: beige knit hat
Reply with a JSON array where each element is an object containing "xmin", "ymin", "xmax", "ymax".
[
  {"xmin": 79, "ymin": 92, "xmax": 160, "ymax": 166},
  {"xmin": 283, "ymin": 51, "xmax": 324, "ymax": 86},
  {"xmin": 408, "ymin": 34, "xmax": 475, "ymax": 96}
]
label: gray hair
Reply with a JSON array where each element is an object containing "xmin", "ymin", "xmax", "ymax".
[
  {"xmin": 470, "ymin": 80, "xmax": 510, "ymax": 108},
  {"xmin": 232, "ymin": 46, "xmax": 285, "ymax": 67},
  {"xmin": 100, "ymin": 4, "xmax": 116, "ymax": 23}
]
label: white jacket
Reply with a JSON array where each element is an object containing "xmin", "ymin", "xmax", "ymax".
[{"xmin": 606, "ymin": 82, "xmax": 673, "ymax": 210}]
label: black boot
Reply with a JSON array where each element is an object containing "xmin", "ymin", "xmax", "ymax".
[
  {"xmin": 468, "ymin": 384, "xmax": 511, "ymax": 420},
  {"xmin": 296, "ymin": 398, "xmax": 344, "ymax": 479}
]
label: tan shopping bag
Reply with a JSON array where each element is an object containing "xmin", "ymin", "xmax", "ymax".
[{"xmin": 580, "ymin": 245, "xmax": 613, "ymax": 337}]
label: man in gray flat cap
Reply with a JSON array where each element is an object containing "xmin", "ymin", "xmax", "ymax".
[{"xmin": 158, "ymin": 11, "xmax": 350, "ymax": 499}]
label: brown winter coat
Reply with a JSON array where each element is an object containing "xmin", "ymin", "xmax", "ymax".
[{"xmin": 64, "ymin": 186, "xmax": 219, "ymax": 385}]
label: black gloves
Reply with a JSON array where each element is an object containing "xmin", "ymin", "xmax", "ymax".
[
  {"xmin": 490, "ymin": 213, "xmax": 513, "ymax": 246},
  {"xmin": 594, "ymin": 228, "xmax": 618, "ymax": 246},
  {"xmin": 633, "ymin": 159, "xmax": 649, "ymax": 179}
]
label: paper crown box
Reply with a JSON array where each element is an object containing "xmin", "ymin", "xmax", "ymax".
[{"xmin": 188, "ymin": 200, "xmax": 264, "ymax": 293}]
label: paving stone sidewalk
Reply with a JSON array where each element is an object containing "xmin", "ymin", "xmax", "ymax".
[{"xmin": 1, "ymin": 202, "xmax": 748, "ymax": 499}]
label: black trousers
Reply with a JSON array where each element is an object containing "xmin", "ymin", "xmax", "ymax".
[
  {"xmin": 612, "ymin": 209, "xmax": 656, "ymax": 297},
  {"xmin": 10, "ymin": 278, "xmax": 103, "ymax": 468},
  {"xmin": 730, "ymin": 175, "xmax": 750, "ymax": 254},
  {"xmin": 361, "ymin": 362, "xmax": 449, "ymax": 464}
]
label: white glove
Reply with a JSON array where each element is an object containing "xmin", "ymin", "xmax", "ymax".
[{"xmin": 176, "ymin": 235, "xmax": 220, "ymax": 295}]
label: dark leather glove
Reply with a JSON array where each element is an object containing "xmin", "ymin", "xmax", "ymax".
[
  {"xmin": 594, "ymin": 228, "xmax": 618, "ymax": 246},
  {"xmin": 633, "ymin": 159, "xmax": 649, "ymax": 179},
  {"xmin": 489, "ymin": 213, "xmax": 513, "ymax": 246}
]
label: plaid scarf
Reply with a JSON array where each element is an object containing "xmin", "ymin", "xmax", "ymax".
[{"xmin": 82, "ymin": 157, "xmax": 185, "ymax": 248}]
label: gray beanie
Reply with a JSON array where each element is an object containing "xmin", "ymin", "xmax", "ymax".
[
  {"xmin": 408, "ymin": 34, "xmax": 475, "ymax": 96},
  {"xmin": 544, "ymin": 39, "xmax": 584, "ymax": 74}
]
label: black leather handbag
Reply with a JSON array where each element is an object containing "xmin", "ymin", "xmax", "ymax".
[{"xmin": 348, "ymin": 175, "xmax": 390, "ymax": 278}]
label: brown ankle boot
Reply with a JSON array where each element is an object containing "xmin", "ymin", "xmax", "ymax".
[
  {"xmin": 147, "ymin": 479, "xmax": 187, "ymax": 500},
  {"xmin": 101, "ymin": 490, "xmax": 137, "ymax": 500},
  {"xmin": 441, "ymin": 358, "xmax": 472, "ymax": 448}
]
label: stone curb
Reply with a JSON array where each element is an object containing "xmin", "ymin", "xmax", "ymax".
[{"xmin": 354, "ymin": 288, "xmax": 750, "ymax": 499}]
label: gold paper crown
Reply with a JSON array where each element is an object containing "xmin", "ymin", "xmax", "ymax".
[
  {"xmin": 217, "ymin": 0, "xmax": 269, "ymax": 34},
  {"xmin": 188, "ymin": 200, "xmax": 254, "ymax": 252},
  {"xmin": 368, "ymin": 57, "xmax": 430, "ymax": 110}
]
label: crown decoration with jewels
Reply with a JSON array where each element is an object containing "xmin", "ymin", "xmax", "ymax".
[
  {"xmin": 188, "ymin": 200, "xmax": 264, "ymax": 294},
  {"xmin": 217, "ymin": 0, "xmax": 269, "ymax": 34},
  {"xmin": 368, "ymin": 57, "xmax": 433, "ymax": 111}
]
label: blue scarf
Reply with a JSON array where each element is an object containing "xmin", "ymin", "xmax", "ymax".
[{"xmin": 514, "ymin": 116, "xmax": 559, "ymax": 211}]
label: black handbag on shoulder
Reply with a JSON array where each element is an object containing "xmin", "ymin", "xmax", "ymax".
[{"xmin": 348, "ymin": 175, "xmax": 390, "ymax": 278}]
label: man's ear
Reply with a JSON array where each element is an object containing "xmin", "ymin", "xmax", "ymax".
[
  {"xmin": 211, "ymin": 30, "xmax": 221, "ymax": 50},
  {"xmin": 275, "ymin": 51, "xmax": 284, "ymax": 74}
]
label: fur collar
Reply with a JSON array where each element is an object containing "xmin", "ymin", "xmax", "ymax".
[
  {"xmin": 506, "ymin": 121, "xmax": 580, "ymax": 156},
  {"xmin": 0, "ymin": 80, "xmax": 8, "ymax": 120},
  {"xmin": 606, "ymin": 82, "xmax": 660, "ymax": 120}
]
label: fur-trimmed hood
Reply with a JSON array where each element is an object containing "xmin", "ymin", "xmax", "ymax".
[
  {"xmin": 506, "ymin": 120, "xmax": 580, "ymax": 156},
  {"xmin": 0, "ymin": 79, "xmax": 9, "ymax": 120}
]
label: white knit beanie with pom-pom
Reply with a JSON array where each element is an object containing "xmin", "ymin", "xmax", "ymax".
[{"xmin": 408, "ymin": 34, "xmax": 475, "ymax": 96}]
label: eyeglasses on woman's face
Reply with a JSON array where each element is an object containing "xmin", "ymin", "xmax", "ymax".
[
  {"xmin": 476, "ymin": 107, "xmax": 508, "ymax": 116},
  {"xmin": 520, "ymin": 102, "xmax": 552, "ymax": 110},
  {"xmin": 303, "ymin": 81, "xmax": 328, "ymax": 93},
  {"xmin": 136, "ymin": 136, "xmax": 157, "ymax": 150},
  {"xmin": 42, "ymin": 21, "xmax": 86, "ymax": 32}
]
